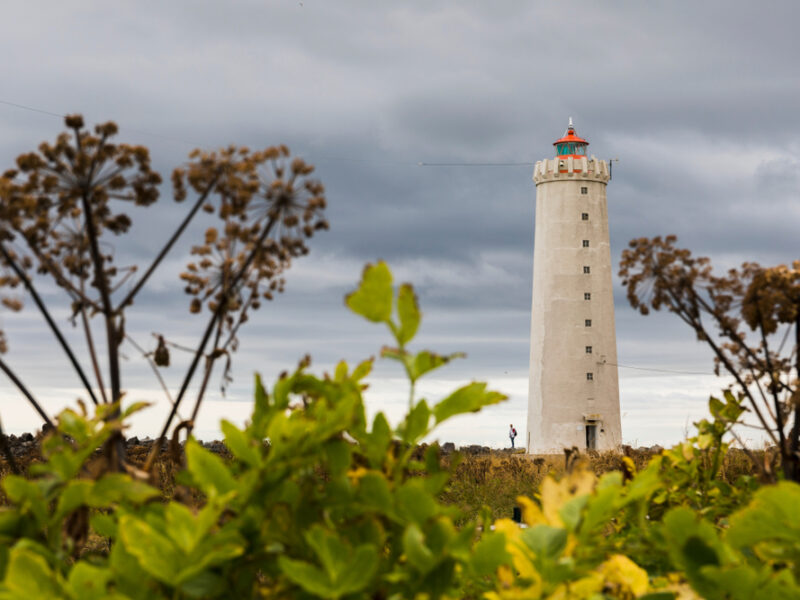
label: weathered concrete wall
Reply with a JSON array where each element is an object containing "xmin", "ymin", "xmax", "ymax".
[{"xmin": 526, "ymin": 156, "xmax": 622, "ymax": 453}]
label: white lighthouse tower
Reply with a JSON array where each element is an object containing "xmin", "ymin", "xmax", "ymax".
[{"xmin": 526, "ymin": 120, "xmax": 622, "ymax": 453}]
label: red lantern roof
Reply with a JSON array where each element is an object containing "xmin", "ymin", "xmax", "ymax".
[{"xmin": 553, "ymin": 118, "xmax": 588, "ymax": 158}]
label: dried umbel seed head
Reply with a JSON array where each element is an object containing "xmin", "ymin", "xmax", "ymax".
[
  {"xmin": 0, "ymin": 114, "xmax": 164, "ymax": 300},
  {"xmin": 178, "ymin": 144, "xmax": 327, "ymax": 323},
  {"xmin": 64, "ymin": 114, "xmax": 84, "ymax": 129}
]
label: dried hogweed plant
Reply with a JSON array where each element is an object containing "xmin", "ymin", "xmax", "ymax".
[
  {"xmin": 152, "ymin": 145, "xmax": 327, "ymax": 460},
  {"xmin": 0, "ymin": 115, "xmax": 327, "ymax": 473},
  {"xmin": 620, "ymin": 235, "xmax": 800, "ymax": 481}
]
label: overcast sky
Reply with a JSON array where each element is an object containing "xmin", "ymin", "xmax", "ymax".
[{"xmin": 0, "ymin": 1, "xmax": 798, "ymax": 448}]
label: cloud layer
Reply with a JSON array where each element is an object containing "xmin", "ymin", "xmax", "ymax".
[{"xmin": 0, "ymin": 1, "xmax": 797, "ymax": 448}]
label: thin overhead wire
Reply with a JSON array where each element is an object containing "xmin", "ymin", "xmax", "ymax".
[
  {"xmin": 0, "ymin": 98, "xmax": 204, "ymax": 148},
  {"xmin": 418, "ymin": 162, "xmax": 535, "ymax": 167},
  {"xmin": 0, "ymin": 99, "xmax": 63, "ymax": 118},
  {"xmin": 604, "ymin": 361, "xmax": 714, "ymax": 376},
  {"xmin": 1, "ymin": 97, "xmax": 539, "ymax": 167}
]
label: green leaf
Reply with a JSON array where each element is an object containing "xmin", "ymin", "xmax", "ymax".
[
  {"xmin": 358, "ymin": 472, "xmax": 393, "ymax": 516},
  {"xmin": 726, "ymin": 481, "xmax": 800, "ymax": 557},
  {"xmin": 332, "ymin": 360, "xmax": 348, "ymax": 382},
  {"xmin": 119, "ymin": 515, "xmax": 181, "ymax": 584},
  {"xmin": 165, "ymin": 502, "xmax": 202, "ymax": 554},
  {"xmin": 683, "ymin": 535, "xmax": 720, "ymax": 568},
  {"xmin": 92, "ymin": 473, "xmax": 159, "ymax": 506},
  {"xmin": 221, "ymin": 420, "xmax": 261, "ymax": 467},
  {"xmin": 662, "ymin": 507, "xmax": 728, "ymax": 598},
  {"xmin": 345, "ymin": 261, "xmax": 393, "ymax": 323},
  {"xmin": 179, "ymin": 529, "xmax": 245, "ymax": 583},
  {"xmin": 185, "ymin": 439, "xmax": 237, "ymax": 498},
  {"xmin": 579, "ymin": 473, "xmax": 622, "ymax": 537},
  {"xmin": 0, "ymin": 547, "xmax": 65, "ymax": 598},
  {"xmin": 177, "ymin": 571, "xmax": 226, "ymax": 599},
  {"xmin": 470, "ymin": 531, "xmax": 511, "ymax": 577},
  {"xmin": 708, "ymin": 396, "xmax": 725, "ymax": 419},
  {"xmin": 250, "ymin": 372, "xmax": 271, "ymax": 436},
  {"xmin": 351, "ymin": 358, "xmax": 374, "ymax": 381},
  {"xmin": 410, "ymin": 351, "xmax": 465, "ymax": 382},
  {"xmin": 400, "ymin": 400, "xmax": 430, "ymax": 444},
  {"xmin": 403, "ymin": 524, "xmax": 436, "ymax": 573},
  {"xmin": 362, "ymin": 413, "xmax": 392, "ymax": 468},
  {"xmin": 520, "ymin": 525, "xmax": 568, "ymax": 560},
  {"xmin": 559, "ymin": 494, "xmax": 589, "ymax": 532},
  {"xmin": 3, "ymin": 476, "xmax": 47, "ymax": 526},
  {"xmin": 89, "ymin": 512, "xmax": 117, "ymax": 539},
  {"xmin": 54, "ymin": 480, "xmax": 92, "ymax": 520},
  {"xmin": 291, "ymin": 538, "xmax": 374, "ymax": 597},
  {"xmin": 396, "ymin": 480, "xmax": 437, "ymax": 524},
  {"xmin": 622, "ymin": 459, "xmax": 663, "ymax": 504},
  {"xmin": 396, "ymin": 283, "xmax": 420, "ymax": 345},
  {"xmin": 433, "ymin": 382, "xmax": 506, "ymax": 424},
  {"xmin": 108, "ymin": 539, "xmax": 152, "ymax": 600},
  {"xmin": 324, "ymin": 439, "xmax": 352, "ymax": 477},
  {"xmin": 66, "ymin": 562, "xmax": 111, "ymax": 600},
  {"xmin": 305, "ymin": 526, "xmax": 346, "ymax": 580},
  {"xmin": 279, "ymin": 557, "xmax": 337, "ymax": 599},
  {"xmin": 331, "ymin": 545, "xmax": 378, "ymax": 596},
  {"xmin": 121, "ymin": 401, "xmax": 151, "ymax": 420}
]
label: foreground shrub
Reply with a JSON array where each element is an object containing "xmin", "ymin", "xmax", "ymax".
[{"xmin": 0, "ymin": 263, "xmax": 797, "ymax": 599}]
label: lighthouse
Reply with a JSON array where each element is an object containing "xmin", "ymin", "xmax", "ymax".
[{"xmin": 526, "ymin": 119, "xmax": 622, "ymax": 453}]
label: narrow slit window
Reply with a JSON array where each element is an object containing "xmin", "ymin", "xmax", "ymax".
[
  {"xmin": 583, "ymin": 266, "xmax": 591, "ymax": 274},
  {"xmin": 585, "ymin": 346, "xmax": 592, "ymax": 354},
  {"xmin": 582, "ymin": 240, "xmax": 590, "ymax": 247},
  {"xmin": 581, "ymin": 212, "xmax": 589, "ymax": 221},
  {"xmin": 585, "ymin": 319, "xmax": 592, "ymax": 327},
  {"xmin": 586, "ymin": 372, "xmax": 593, "ymax": 381},
  {"xmin": 581, "ymin": 187, "xmax": 588, "ymax": 195},
  {"xmin": 584, "ymin": 292, "xmax": 591, "ymax": 300}
]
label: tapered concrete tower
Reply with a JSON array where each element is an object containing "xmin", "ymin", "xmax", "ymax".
[{"xmin": 526, "ymin": 120, "xmax": 621, "ymax": 453}]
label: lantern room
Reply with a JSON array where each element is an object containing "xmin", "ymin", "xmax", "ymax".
[{"xmin": 553, "ymin": 118, "xmax": 588, "ymax": 158}]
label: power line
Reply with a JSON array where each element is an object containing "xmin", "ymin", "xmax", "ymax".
[
  {"xmin": 0, "ymin": 99, "xmax": 63, "ymax": 118},
  {"xmin": 418, "ymin": 161, "xmax": 534, "ymax": 167},
  {"xmin": 0, "ymin": 97, "xmax": 204, "ymax": 148},
  {"xmin": 0, "ymin": 97, "xmax": 537, "ymax": 167},
  {"xmin": 603, "ymin": 361, "xmax": 713, "ymax": 376}
]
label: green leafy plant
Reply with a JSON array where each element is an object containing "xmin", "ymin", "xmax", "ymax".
[
  {"xmin": 1, "ymin": 261, "xmax": 799, "ymax": 599},
  {"xmin": 0, "ymin": 262, "xmax": 508, "ymax": 599}
]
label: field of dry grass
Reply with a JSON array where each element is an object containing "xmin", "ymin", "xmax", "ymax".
[
  {"xmin": 0, "ymin": 438, "xmax": 757, "ymax": 525},
  {"xmin": 439, "ymin": 446, "xmax": 757, "ymax": 523}
]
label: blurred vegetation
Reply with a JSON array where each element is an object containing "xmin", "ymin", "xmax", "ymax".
[{"xmin": 0, "ymin": 262, "xmax": 796, "ymax": 599}]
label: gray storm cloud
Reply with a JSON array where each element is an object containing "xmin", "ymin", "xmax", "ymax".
[{"xmin": 0, "ymin": 1, "xmax": 797, "ymax": 447}]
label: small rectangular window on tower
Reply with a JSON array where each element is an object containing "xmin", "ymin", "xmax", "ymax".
[
  {"xmin": 583, "ymin": 266, "xmax": 591, "ymax": 274},
  {"xmin": 586, "ymin": 372, "xmax": 593, "ymax": 381},
  {"xmin": 581, "ymin": 212, "xmax": 589, "ymax": 221},
  {"xmin": 585, "ymin": 346, "xmax": 592, "ymax": 354},
  {"xmin": 585, "ymin": 319, "xmax": 592, "ymax": 327},
  {"xmin": 584, "ymin": 292, "xmax": 591, "ymax": 300},
  {"xmin": 581, "ymin": 187, "xmax": 588, "ymax": 195},
  {"xmin": 582, "ymin": 240, "xmax": 590, "ymax": 247}
]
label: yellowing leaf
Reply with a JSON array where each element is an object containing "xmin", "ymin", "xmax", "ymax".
[
  {"xmin": 396, "ymin": 283, "xmax": 420, "ymax": 345},
  {"xmin": 345, "ymin": 262, "xmax": 393, "ymax": 323},
  {"xmin": 597, "ymin": 554, "xmax": 650, "ymax": 596},
  {"xmin": 517, "ymin": 496, "xmax": 545, "ymax": 526},
  {"xmin": 493, "ymin": 519, "xmax": 539, "ymax": 584},
  {"xmin": 540, "ymin": 467, "xmax": 596, "ymax": 527}
]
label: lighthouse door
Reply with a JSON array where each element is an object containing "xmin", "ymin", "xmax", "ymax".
[{"xmin": 585, "ymin": 424, "xmax": 598, "ymax": 450}]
